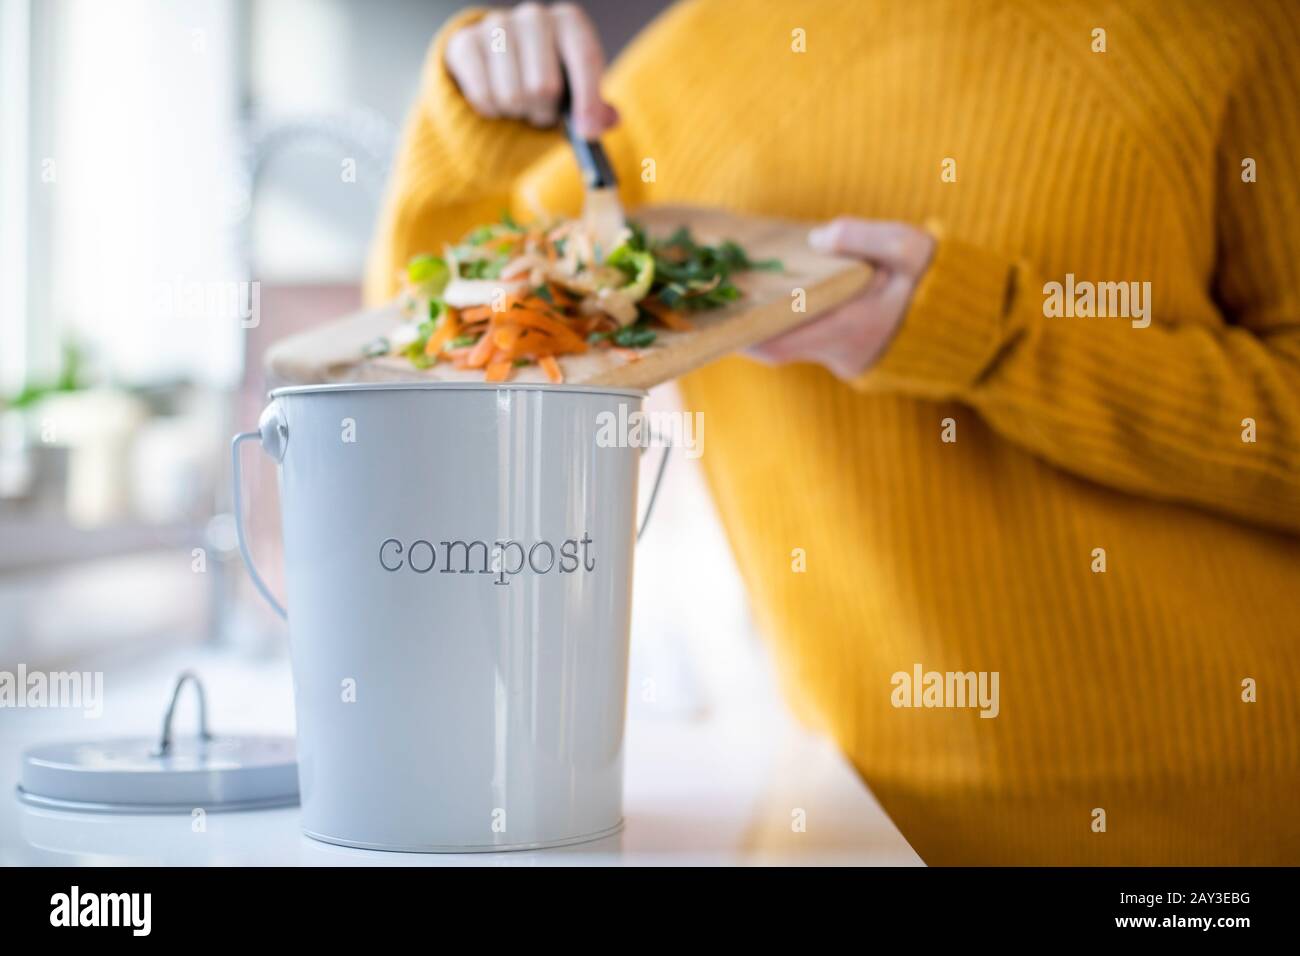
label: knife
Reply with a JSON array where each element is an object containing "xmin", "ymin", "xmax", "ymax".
[{"xmin": 557, "ymin": 73, "xmax": 626, "ymax": 261}]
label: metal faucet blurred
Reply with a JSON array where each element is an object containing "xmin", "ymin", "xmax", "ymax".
[{"xmin": 212, "ymin": 108, "xmax": 396, "ymax": 654}]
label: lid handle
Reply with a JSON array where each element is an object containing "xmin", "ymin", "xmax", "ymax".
[{"xmin": 154, "ymin": 671, "xmax": 213, "ymax": 757}]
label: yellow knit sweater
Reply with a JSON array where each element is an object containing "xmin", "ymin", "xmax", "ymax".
[{"xmin": 367, "ymin": 0, "xmax": 1300, "ymax": 864}]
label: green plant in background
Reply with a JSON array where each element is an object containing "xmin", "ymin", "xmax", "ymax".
[{"xmin": 3, "ymin": 341, "xmax": 87, "ymax": 410}]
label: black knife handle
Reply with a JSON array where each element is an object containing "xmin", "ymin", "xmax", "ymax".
[{"xmin": 557, "ymin": 70, "xmax": 618, "ymax": 190}]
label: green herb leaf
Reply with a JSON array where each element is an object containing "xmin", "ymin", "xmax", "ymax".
[
  {"xmin": 612, "ymin": 320, "xmax": 657, "ymax": 349},
  {"xmin": 458, "ymin": 255, "xmax": 506, "ymax": 279}
]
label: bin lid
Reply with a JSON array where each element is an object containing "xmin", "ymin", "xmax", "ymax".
[{"xmin": 16, "ymin": 672, "xmax": 298, "ymax": 814}]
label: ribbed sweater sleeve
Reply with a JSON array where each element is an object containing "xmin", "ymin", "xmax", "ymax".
[{"xmin": 856, "ymin": 16, "xmax": 1300, "ymax": 535}]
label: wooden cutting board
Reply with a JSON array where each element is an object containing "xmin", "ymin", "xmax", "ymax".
[{"xmin": 264, "ymin": 205, "xmax": 873, "ymax": 389}]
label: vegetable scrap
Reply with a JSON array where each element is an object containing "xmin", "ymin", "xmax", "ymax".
[{"xmin": 373, "ymin": 214, "xmax": 781, "ymax": 383}]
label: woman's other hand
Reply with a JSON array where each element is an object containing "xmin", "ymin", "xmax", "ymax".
[{"xmin": 749, "ymin": 218, "xmax": 936, "ymax": 381}]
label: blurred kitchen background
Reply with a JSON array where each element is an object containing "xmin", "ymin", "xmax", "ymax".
[{"xmin": 1, "ymin": 0, "xmax": 696, "ymax": 672}]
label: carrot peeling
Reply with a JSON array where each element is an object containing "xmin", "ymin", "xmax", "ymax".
[
  {"xmin": 485, "ymin": 359, "xmax": 513, "ymax": 382},
  {"xmin": 539, "ymin": 354, "xmax": 564, "ymax": 384}
]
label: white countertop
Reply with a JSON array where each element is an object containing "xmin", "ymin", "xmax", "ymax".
[
  {"xmin": 0, "ymin": 645, "xmax": 921, "ymax": 866},
  {"xmin": 2, "ymin": 436, "xmax": 920, "ymax": 866}
]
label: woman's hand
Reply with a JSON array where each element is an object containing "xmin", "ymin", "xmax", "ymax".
[
  {"xmin": 444, "ymin": 2, "xmax": 618, "ymax": 136},
  {"xmin": 749, "ymin": 218, "xmax": 936, "ymax": 381}
]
